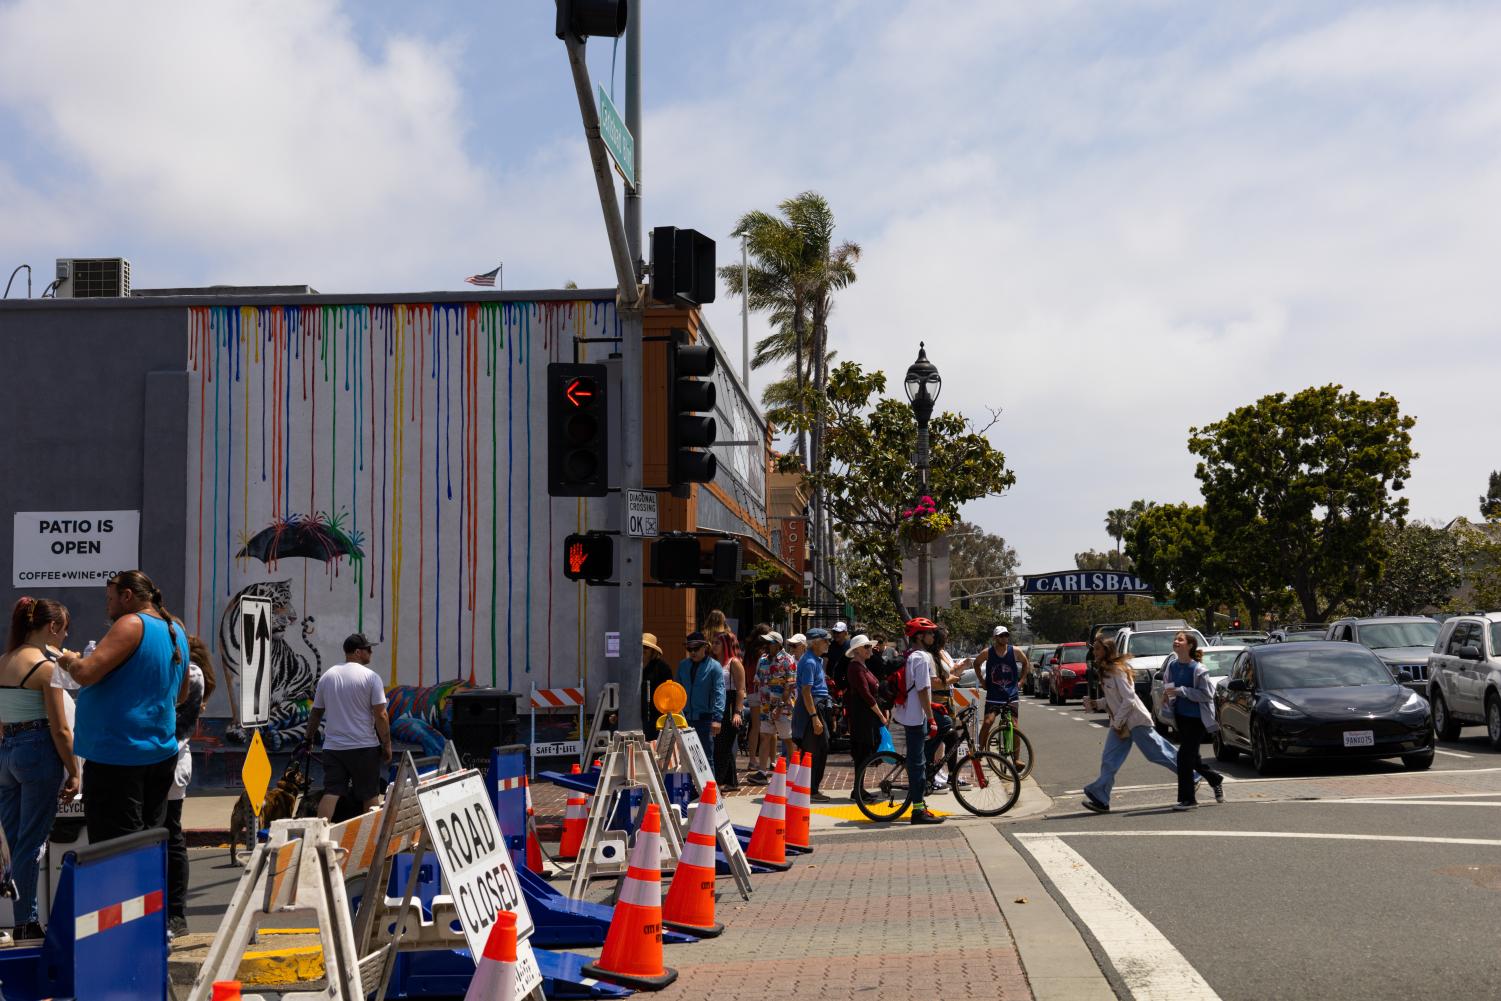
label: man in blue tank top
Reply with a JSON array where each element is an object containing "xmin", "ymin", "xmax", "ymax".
[{"xmin": 979, "ymin": 625, "xmax": 1030, "ymax": 752}]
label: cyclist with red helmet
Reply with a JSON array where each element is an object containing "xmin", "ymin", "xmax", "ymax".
[{"xmin": 894, "ymin": 617, "xmax": 944, "ymax": 825}]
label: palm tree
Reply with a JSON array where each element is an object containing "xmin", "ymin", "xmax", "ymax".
[
  {"xmin": 1105, "ymin": 508, "xmax": 1131, "ymax": 554},
  {"xmin": 720, "ymin": 192, "xmax": 860, "ymax": 605}
]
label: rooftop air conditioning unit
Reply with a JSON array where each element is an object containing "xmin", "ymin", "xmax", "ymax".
[{"xmin": 55, "ymin": 257, "xmax": 131, "ymax": 298}]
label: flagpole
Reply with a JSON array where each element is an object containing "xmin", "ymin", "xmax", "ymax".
[{"xmin": 498, "ymin": 262, "xmax": 503, "ymax": 291}]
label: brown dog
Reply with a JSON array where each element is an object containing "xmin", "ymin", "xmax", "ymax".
[{"xmin": 228, "ymin": 760, "xmax": 306, "ymax": 864}]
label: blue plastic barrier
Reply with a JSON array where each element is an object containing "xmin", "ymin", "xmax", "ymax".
[{"xmin": 0, "ymin": 828, "xmax": 169, "ymax": 1001}]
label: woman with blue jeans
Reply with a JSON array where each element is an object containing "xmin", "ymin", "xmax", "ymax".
[
  {"xmin": 1080, "ymin": 635, "xmax": 1179, "ymax": 814},
  {"xmin": 0, "ymin": 597, "xmax": 80, "ymax": 939}
]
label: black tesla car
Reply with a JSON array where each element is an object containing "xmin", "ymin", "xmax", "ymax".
[{"xmin": 1212, "ymin": 641, "xmax": 1434, "ymax": 774}]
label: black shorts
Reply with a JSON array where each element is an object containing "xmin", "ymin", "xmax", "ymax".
[{"xmin": 322, "ymin": 746, "xmax": 384, "ymax": 801}]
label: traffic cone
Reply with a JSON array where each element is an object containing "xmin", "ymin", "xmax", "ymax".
[
  {"xmin": 464, "ymin": 910, "xmax": 522, "ymax": 1001},
  {"xmin": 212, "ymin": 984, "xmax": 242, "ymax": 1001},
  {"xmin": 570, "ymin": 762, "xmax": 582, "ymax": 774},
  {"xmin": 785, "ymin": 751, "xmax": 813, "ymax": 851},
  {"xmin": 745, "ymin": 756, "xmax": 792, "ymax": 871},
  {"xmin": 662, "ymin": 781, "xmax": 724, "ymax": 938},
  {"xmin": 559, "ymin": 795, "xmax": 588, "ymax": 860},
  {"xmin": 524, "ymin": 779, "xmax": 546, "ymax": 874},
  {"xmin": 581, "ymin": 804, "xmax": 678, "ymax": 990}
]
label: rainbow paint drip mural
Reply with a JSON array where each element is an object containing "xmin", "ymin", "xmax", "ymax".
[{"xmin": 183, "ymin": 300, "xmax": 615, "ymax": 745}]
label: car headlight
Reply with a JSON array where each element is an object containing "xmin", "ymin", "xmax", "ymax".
[
  {"xmin": 1060, "ymin": 669, "xmax": 1076, "ymax": 678},
  {"xmin": 1267, "ymin": 697, "xmax": 1305, "ymax": 719},
  {"xmin": 1399, "ymin": 691, "xmax": 1429, "ymax": 715}
]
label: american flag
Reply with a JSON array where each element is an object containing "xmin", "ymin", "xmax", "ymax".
[{"xmin": 465, "ymin": 265, "xmax": 501, "ymax": 287}]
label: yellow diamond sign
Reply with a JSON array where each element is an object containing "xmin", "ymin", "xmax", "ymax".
[{"xmin": 241, "ymin": 728, "xmax": 272, "ymax": 818}]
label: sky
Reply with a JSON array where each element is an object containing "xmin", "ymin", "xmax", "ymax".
[{"xmin": 2, "ymin": 0, "xmax": 1498, "ymax": 575}]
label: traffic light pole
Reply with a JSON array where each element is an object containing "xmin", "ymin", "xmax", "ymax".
[{"xmin": 561, "ymin": 27, "xmax": 644, "ymax": 729}]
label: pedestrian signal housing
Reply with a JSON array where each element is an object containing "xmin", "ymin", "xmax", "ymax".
[
  {"xmin": 554, "ymin": 0, "xmax": 627, "ymax": 41},
  {"xmin": 649, "ymin": 227, "xmax": 716, "ymax": 308},
  {"xmin": 548, "ymin": 362, "xmax": 609, "ymax": 497},
  {"xmin": 651, "ymin": 534, "xmax": 702, "ymax": 586},
  {"xmin": 563, "ymin": 532, "xmax": 614, "ymax": 582},
  {"xmin": 666, "ymin": 329, "xmax": 717, "ymax": 497}
]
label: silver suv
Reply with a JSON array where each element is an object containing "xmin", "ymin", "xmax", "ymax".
[
  {"xmin": 1427, "ymin": 613, "xmax": 1501, "ymax": 748},
  {"xmin": 1325, "ymin": 616, "xmax": 1440, "ymax": 694}
]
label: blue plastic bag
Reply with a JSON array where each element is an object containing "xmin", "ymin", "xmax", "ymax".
[{"xmin": 877, "ymin": 725, "xmax": 895, "ymax": 754}]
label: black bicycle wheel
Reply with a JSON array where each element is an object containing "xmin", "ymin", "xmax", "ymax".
[
  {"xmin": 950, "ymin": 751, "xmax": 1021, "ymax": 817},
  {"xmin": 853, "ymin": 750, "xmax": 912, "ymax": 822},
  {"xmin": 989, "ymin": 725, "xmax": 1035, "ymax": 780}
]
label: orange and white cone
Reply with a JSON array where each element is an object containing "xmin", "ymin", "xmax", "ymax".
[
  {"xmin": 558, "ymin": 796, "xmax": 588, "ymax": 860},
  {"xmin": 570, "ymin": 762, "xmax": 583, "ymax": 775},
  {"xmin": 662, "ymin": 781, "xmax": 724, "ymax": 938},
  {"xmin": 785, "ymin": 751, "xmax": 813, "ymax": 851},
  {"xmin": 464, "ymin": 910, "xmax": 522, "ymax": 1001},
  {"xmin": 745, "ymin": 756, "xmax": 792, "ymax": 871},
  {"xmin": 524, "ymin": 777, "xmax": 545, "ymax": 874},
  {"xmin": 582, "ymin": 804, "xmax": 678, "ymax": 990}
]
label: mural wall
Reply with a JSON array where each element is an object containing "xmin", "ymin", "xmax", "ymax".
[{"xmin": 183, "ymin": 300, "xmax": 615, "ymax": 741}]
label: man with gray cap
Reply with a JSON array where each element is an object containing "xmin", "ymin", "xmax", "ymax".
[
  {"xmin": 306, "ymin": 633, "xmax": 392, "ymax": 819},
  {"xmin": 793, "ymin": 628, "xmax": 834, "ymax": 801}
]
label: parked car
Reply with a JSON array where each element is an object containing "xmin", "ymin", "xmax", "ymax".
[
  {"xmin": 1027, "ymin": 645, "xmax": 1058, "ymax": 698},
  {"xmin": 1268, "ymin": 623, "xmax": 1328, "ymax": 643},
  {"xmin": 1426, "ymin": 612, "xmax": 1501, "ymax": 747},
  {"xmin": 1212, "ymin": 641, "xmax": 1434, "ymax": 774},
  {"xmin": 1208, "ymin": 630, "xmax": 1269, "ymax": 647},
  {"xmin": 1148, "ymin": 644, "xmax": 1241, "ymax": 737},
  {"xmin": 1042, "ymin": 642, "xmax": 1089, "ymax": 703},
  {"xmin": 1115, "ymin": 622, "xmax": 1208, "ymax": 701},
  {"xmin": 1325, "ymin": 616, "xmax": 1441, "ymax": 693}
]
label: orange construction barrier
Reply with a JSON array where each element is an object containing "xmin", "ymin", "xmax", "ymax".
[
  {"xmin": 464, "ymin": 910, "xmax": 522, "ymax": 1001},
  {"xmin": 581, "ymin": 804, "xmax": 678, "ymax": 990},
  {"xmin": 524, "ymin": 776, "xmax": 545, "ymax": 874},
  {"xmin": 745, "ymin": 756, "xmax": 792, "ymax": 871},
  {"xmin": 785, "ymin": 751, "xmax": 813, "ymax": 851},
  {"xmin": 662, "ymin": 781, "xmax": 725, "ymax": 938},
  {"xmin": 558, "ymin": 795, "xmax": 588, "ymax": 860},
  {"xmin": 212, "ymin": 984, "xmax": 242, "ymax": 1001}
]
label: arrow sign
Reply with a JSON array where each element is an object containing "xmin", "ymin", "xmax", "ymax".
[
  {"xmin": 236, "ymin": 595, "xmax": 274, "ymax": 727},
  {"xmin": 565, "ymin": 376, "xmax": 595, "ymax": 407}
]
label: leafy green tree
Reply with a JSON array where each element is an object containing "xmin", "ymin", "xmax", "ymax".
[
  {"xmin": 798, "ymin": 362, "xmax": 1014, "ymax": 624},
  {"xmin": 1481, "ymin": 471, "xmax": 1501, "ymax": 521},
  {"xmin": 1104, "ymin": 508, "xmax": 1131, "ymax": 554},
  {"xmin": 1024, "ymin": 595, "xmax": 1164, "ymax": 644},
  {"xmin": 1075, "ymin": 549, "xmax": 1132, "ymax": 572},
  {"xmin": 940, "ymin": 521, "xmax": 1020, "ymax": 648},
  {"xmin": 1354, "ymin": 521, "xmax": 1462, "ymax": 615},
  {"xmin": 1187, "ymin": 385, "xmax": 1416, "ymax": 622},
  {"xmin": 1444, "ymin": 519, "xmax": 1501, "ymax": 612}
]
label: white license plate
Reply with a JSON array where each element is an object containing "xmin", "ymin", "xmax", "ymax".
[{"xmin": 1343, "ymin": 730, "xmax": 1375, "ymax": 748}]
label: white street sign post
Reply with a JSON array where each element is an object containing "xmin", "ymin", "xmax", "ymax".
[
  {"xmin": 236, "ymin": 595, "xmax": 273, "ymax": 727},
  {"xmin": 416, "ymin": 771, "xmax": 543, "ymax": 996}
]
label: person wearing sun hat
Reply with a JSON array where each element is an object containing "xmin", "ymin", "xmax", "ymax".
[
  {"xmin": 640, "ymin": 633, "xmax": 673, "ymax": 737},
  {"xmin": 843, "ymin": 634, "xmax": 887, "ymax": 770},
  {"xmin": 676, "ymin": 631, "xmax": 725, "ymax": 757}
]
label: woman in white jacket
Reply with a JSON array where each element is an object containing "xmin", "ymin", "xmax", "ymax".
[{"xmin": 1080, "ymin": 635, "xmax": 1181, "ymax": 813}]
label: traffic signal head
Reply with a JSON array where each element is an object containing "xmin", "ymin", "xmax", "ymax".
[
  {"xmin": 548, "ymin": 362, "xmax": 609, "ymax": 497},
  {"xmin": 666, "ymin": 330, "xmax": 717, "ymax": 496},
  {"xmin": 710, "ymin": 539, "xmax": 741, "ymax": 584},
  {"xmin": 651, "ymin": 533, "xmax": 702, "ymax": 586},
  {"xmin": 649, "ymin": 227, "xmax": 716, "ymax": 307},
  {"xmin": 555, "ymin": 0, "xmax": 627, "ymax": 41},
  {"xmin": 1232, "ymin": 618, "xmax": 1242, "ymax": 629},
  {"xmin": 563, "ymin": 533, "xmax": 614, "ymax": 582}
]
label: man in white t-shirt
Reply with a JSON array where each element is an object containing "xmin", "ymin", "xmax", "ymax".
[
  {"xmin": 895, "ymin": 618, "xmax": 944, "ymax": 825},
  {"xmin": 306, "ymin": 633, "xmax": 392, "ymax": 818}
]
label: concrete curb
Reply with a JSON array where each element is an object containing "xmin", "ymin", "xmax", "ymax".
[
  {"xmin": 961, "ymin": 826, "xmax": 1117, "ymax": 1001},
  {"xmin": 169, "ymin": 930, "xmax": 327, "ymax": 987}
]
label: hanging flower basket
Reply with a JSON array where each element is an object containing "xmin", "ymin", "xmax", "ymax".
[{"xmin": 900, "ymin": 496, "xmax": 953, "ymax": 544}]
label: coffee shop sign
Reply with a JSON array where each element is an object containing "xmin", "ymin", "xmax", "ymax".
[{"xmin": 1021, "ymin": 572, "xmax": 1154, "ymax": 595}]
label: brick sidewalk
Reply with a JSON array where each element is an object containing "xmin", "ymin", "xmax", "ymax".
[{"xmin": 585, "ymin": 825, "xmax": 1032, "ymax": 1001}]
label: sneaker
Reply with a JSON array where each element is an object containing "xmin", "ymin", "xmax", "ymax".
[
  {"xmin": 953, "ymin": 777, "xmax": 971, "ymax": 789},
  {"xmin": 1172, "ymin": 801, "xmax": 1197, "ymax": 811},
  {"xmin": 168, "ymin": 916, "xmax": 189, "ymax": 939},
  {"xmin": 1212, "ymin": 780, "xmax": 1225, "ymax": 804},
  {"xmin": 808, "ymin": 791, "xmax": 832, "ymax": 803},
  {"xmin": 910, "ymin": 808, "xmax": 945, "ymax": 825},
  {"xmin": 0, "ymin": 930, "xmax": 11, "ymax": 947},
  {"xmin": 930, "ymin": 779, "xmax": 948, "ymax": 792},
  {"xmin": 722, "ymin": 783, "xmax": 741, "ymax": 792},
  {"xmin": 1081, "ymin": 796, "xmax": 1109, "ymax": 814},
  {"xmin": 746, "ymin": 771, "xmax": 769, "ymax": 785}
]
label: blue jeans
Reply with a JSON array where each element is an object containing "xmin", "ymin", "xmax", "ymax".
[
  {"xmin": 691, "ymin": 720, "xmax": 716, "ymax": 766},
  {"xmin": 1083, "ymin": 725, "xmax": 1178, "ymax": 808},
  {"xmin": 0, "ymin": 727, "xmax": 66, "ymax": 925},
  {"xmin": 904, "ymin": 724, "xmax": 929, "ymax": 807}
]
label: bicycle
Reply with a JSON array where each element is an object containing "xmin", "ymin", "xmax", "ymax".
[
  {"xmin": 983, "ymin": 701, "xmax": 1035, "ymax": 780},
  {"xmin": 853, "ymin": 705, "xmax": 1021, "ymax": 820}
]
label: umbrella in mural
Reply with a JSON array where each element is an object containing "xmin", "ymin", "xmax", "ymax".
[{"xmin": 237, "ymin": 512, "xmax": 365, "ymax": 567}]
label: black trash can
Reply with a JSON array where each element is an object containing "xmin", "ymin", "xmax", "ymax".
[{"xmin": 448, "ymin": 688, "xmax": 521, "ymax": 765}]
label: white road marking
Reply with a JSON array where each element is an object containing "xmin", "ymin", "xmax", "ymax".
[
  {"xmin": 1033, "ymin": 830, "xmax": 1501, "ymax": 847},
  {"xmin": 1015, "ymin": 834, "xmax": 1222, "ymax": 1000},
  {"xmin": 1434, "ymin": 749, "xmax": 1474, "ymax": 758},
  {"xmin": 1279, "ymin": 798, "xmax": 1501, "ymax": 808},
  {"xmin": 1063, "ymin": 764, "xmax": 1501, "ymax": 796}
]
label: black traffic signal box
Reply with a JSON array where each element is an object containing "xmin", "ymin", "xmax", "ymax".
[{"xmin": 548, "ymin": 362, "xmax": 609, "ymax": 497}]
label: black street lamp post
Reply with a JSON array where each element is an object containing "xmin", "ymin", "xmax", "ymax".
[{"xmin": 904, "ymin": 343, "xmax": 942, "ymax": 615}]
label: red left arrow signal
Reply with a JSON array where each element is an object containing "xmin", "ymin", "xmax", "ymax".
[{"xmin": 565, "ymin": 377, "xmax": 596, "ymax": 407}]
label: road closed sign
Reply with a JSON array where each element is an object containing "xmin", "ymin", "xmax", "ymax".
[
  {"xmin": 417, "ymin": 770, "xmax": 536, "ymax": 953},
  {"xmin": 13, "ymin": 510, "xmax": 140, "ymax": 587}
]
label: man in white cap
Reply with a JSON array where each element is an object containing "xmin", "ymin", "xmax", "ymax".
[
  {"xmin": 825, "ymin": 621, "xmax": 852, "ymax": 696},
  {"xmin": 979, "ymin": 625, "xmax": 1030, "ymax": 753}
]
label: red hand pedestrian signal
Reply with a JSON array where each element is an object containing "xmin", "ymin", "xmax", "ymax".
[
  {"xmin": 568, "ymin": 540, "xmax": 588, "ymax": 575},
  {"xmin": 563, "ymin": 532, "xmax": 613, "ymax": 582}
]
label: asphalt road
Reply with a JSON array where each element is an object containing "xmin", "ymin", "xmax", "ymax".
[{"xmin": 1007, "ymin": 692, "xmax": 1501, "ymax": 1000}]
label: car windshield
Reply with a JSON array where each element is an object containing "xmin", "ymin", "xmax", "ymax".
[
  {"xmin": 1060, "ymin": 646, "xmax": 1087, "ymax": 664},
  {"xmin": 1493, "ymin": 623, "xmax": 1501, "ymax": 655},
  {"xmin": 1282, "ymin": 631, "xmax": 1324, "ymax": 642},
  {"xmin": 1256, "ymin": 646, "xmax": 1395, "ymax": 689},
  {"xmin": 1129, "ymin": 632, "xmax": 1194, "ymax": 657},
  {"xmin": 1359, "ymin": 621, "xmax": 1440, "ymax": 650},
  {"xmin": 1202, "ymin": 651, "xmax": 1237, "ymax": 677}
]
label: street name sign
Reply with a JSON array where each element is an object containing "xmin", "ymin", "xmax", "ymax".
[
  {"xmin": 237, "ymin": 595, "xmax": 273, "ymax": 727},
  {"xmin": 597, "ymin": 85, "xmax": 636, "ymax": 188},
  {"xmin": 1021, "ymin": 571, "xmax": 1154, "ymax": 595},
  {"xmin": 626, "ymin": 489, "xmax": 658, "ymax": 538}
]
